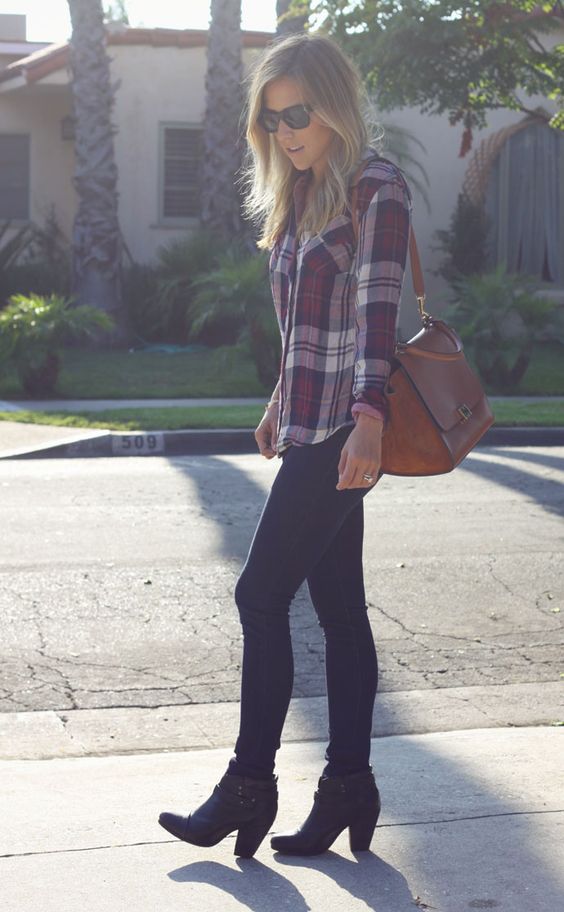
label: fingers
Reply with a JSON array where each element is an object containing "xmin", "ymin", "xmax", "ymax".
[
  {"xmin": 336, "ymin": 424, "xmax": 382, "ymax": 489},
  {"xmin": 255, "ymin": 431, "xmax": 276, "ymax": 458},
  {"xmin": 336, "ymin": 451, "xmax": 379, "ymax": 490},
  {"xmin": 255, "ymin": 417, "xmax": 278, "ymax": 459}
]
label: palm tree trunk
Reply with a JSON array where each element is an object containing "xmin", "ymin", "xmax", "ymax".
[
  {"xmin": 201, "ymin": 0, "xmax": 245, "ymax": 242},
  {"xmin": 67, "ymin": 0, "xmax": 125, "ymax": 344}
]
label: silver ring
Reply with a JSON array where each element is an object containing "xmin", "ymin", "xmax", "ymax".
[{"xmin": 362, "ymin": 473, "xmax": 374, "ymax": 482}]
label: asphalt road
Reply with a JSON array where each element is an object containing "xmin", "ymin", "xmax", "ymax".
[{"xmin": 0, "ymin": 446, "xmax": 562, "ymax": 715}]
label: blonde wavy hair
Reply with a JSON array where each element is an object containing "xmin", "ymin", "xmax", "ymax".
[{"xmin": 238, "ymin": 33, "xmax": 384, "ymax": 251}]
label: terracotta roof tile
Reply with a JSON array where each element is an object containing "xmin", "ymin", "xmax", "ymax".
[{"xmin": 0, "ymin": 27, "xmax": 273, "ymax": 86}]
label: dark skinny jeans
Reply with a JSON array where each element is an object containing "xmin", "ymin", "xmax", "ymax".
[{"xmin": 227, "ymin": 423, "xmax": 379, "ymax": 780}]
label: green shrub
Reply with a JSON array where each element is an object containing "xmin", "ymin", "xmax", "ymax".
[
  {"xmin": 121, "ymin": 261, "xmax": 162, "ymax": 343},
  {"xmin": 0, "ymin": 293, "xmax": 114, "ymax": 394},
  {"xmin": 0, "ymin": 208, "xmax": 72, "ymax": 305},
  {"xmin": 433, "ymin": 191, "xmax": 493, "ymax": 285},
  {"xmin": 0, "ymin": 222, "xmax": 36, "ymax": 308},
  {"xmin": 122, "ymin": 228, "xmax": 232, "ymax": 344},
  {"xmin": 154, "ymin": 229, "xmax": 230, "ymax": 343},
  {"xmin": 1, "ymin": 259, "xmax": 72, "ymax": 302},
  {"xmin": 446, "ymin": 264, "xmax": 564, "ymax": 393},
  {"xmin": 189, "ymin": 244, "xmax": 280, "ymax": 385}
]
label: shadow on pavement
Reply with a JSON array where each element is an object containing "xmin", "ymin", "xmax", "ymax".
[
  {"xmin": 168, "ymin": 452, "xmax": 277, "ymax": 562},
  {"xmin": 168, "ymin": 858, "xmax": 311, "ymax": 911},
  {"xmin": 168, "ymin": 453, "xmax": 327, "ymax": 694},
  {"xmin": 164, "ymin": 452, "xmax": 564, "ymax": 911},
  {"xmin": 168, "ymin": 854, "xmax": 416, "ymax": 911},
  {"xmin": 459, "ymin": 448, "xmax": 564, "ymax": 519},
  {"xmin": 480, "ymin": 446, "xmax": 564, "ymax": 474},
  {"xmin": 162, "ymin": 731, "xmax": 564, "ymax": 911}
]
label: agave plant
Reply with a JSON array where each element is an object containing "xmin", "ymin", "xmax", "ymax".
[
  {"xmin": 0, "ymin": 293, "xmax": 114, "ymax": 394},
  {"xmin": 446, "ymin": 264, "xmax": 564, "ymax": 392}
]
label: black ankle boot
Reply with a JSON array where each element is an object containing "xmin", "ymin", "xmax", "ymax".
[
  {"xmin": 270, "ymin": 768, "xmax": 380, "ymax": 856},
  {"xmin": 159, "ymin": 772, "xmax": 278, "ymax": 858}
]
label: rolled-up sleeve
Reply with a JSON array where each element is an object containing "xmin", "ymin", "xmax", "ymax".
[{"xmin": 352, "ymin": 177, "xmax": 412, "ymax": 422}]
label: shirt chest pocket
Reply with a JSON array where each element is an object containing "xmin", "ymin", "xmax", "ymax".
[{"xmin": 302, "ymin": 216, "xmax": 356, "ymax": 279}]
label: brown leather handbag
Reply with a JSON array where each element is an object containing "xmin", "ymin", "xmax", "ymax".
[{"xmin": 350, "ymin": 160, "xmax": 494, "ymax": 476}]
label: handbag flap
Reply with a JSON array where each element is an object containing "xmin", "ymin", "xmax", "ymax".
[{"xmin": 393, "ymin": 320, "xmax": 486, "ymax": 432}]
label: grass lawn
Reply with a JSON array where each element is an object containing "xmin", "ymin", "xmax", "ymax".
[
  {"xmin": 0, "ymin": 406, "xmax": 263, "ymax": 431},
  {"xmin": 508, "ymin": 342, "xmax": 564, "ymax": 396},
  {"xmin": 0, "ymin": 341, "xmax": 562, "ymax": 401},
  {"xmin": 0, "ymin": 342, "xmax": 270, "ymax": 400},
  {"xmin": 1, "ymin": 400, "xmax": 564, "ymax": 430},
  {"xmin": 489, "ymin": 400, "xmax": 564, "ymax": 427}
]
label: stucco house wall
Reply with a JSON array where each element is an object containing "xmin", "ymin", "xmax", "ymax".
[
  {"xmin": 107, "ymin": 40, "xmax": 267, "ymax": 262},
  {"xmin": 0, "ymin": 87, "xmax": 75, "ymax": 235},
  {"xmin": 0, "ymin": 22, "xmax": 269, "ymax": 262}
]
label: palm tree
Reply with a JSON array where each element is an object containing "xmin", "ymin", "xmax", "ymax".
[
  {"xmin": 200, "ymin": 0, "xmax": 246, "ymax": 242},
  {"xmin": 67, "ymin": 0, "xmax": 125, "ymax": 343}
]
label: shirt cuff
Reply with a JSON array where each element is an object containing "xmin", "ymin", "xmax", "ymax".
[{"xmin": 351, "ymin": 402, "xmax": 386, "ymax": 424}]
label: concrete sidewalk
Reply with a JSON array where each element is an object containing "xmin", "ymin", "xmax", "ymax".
[
  {"xmin": 1, "ymin": 396, "xmax": 564, "ymax": 458},
  {"xmin": 1, "ymin": 727, "xmax": 563, "ymax": 912}
]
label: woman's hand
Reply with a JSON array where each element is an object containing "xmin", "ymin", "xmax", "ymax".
[
  {"xmin": 336, "ymin": 413, "xmax": 383, "ymax": 490},
  {"xmin": 255, "ymin": 402, "xmax": 279, "ymax": 459}
]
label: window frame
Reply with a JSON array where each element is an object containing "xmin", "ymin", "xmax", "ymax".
[{"xmin": 158, "ymin": 121, "xmax": 203, "ymax": 227}]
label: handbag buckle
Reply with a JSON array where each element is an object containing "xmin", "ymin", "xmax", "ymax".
[{"xmin": 457, "ymin": 404, "xmax": 472, "ymax": 422}]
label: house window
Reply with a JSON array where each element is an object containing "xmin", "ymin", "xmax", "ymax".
[
  {"xmin": 485, "ymin": 124, "xmax": 564, "ymax": 284},
  {"xmin": 160, "ymin": 124, "xmax": 203, "ymax": 221},
  {"xmin": 0, "ymin": 133, "xmax": 30, "ymax": 221}
]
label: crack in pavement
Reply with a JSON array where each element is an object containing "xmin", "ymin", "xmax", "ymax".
[
  {"xmin": 370, "ymin": 602, "xmax": 420, "ymax": 637},
  {"xmin": 486, "ymin": 555, "xmax": 531, "ymax": 608},
  {"xmin": 438, "ymin": 691, "xmax": 511, "ymax": 727},
  {"xmin": 26, "ymin": 650, "xmax": 232, "ymax": 688},
  {"xmin": 1, "ymin": 809, "xmax": 562, "ymax": 859}
]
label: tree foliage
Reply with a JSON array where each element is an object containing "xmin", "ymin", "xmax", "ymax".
[
  {"xmin": 103, "ymin": 1, "xmax": 129, "ymax": 24},
  {"xmin": 276, "ymin": 0, "xmax": 309, "ymax": 33},
  {"xmin": 289, "ymin": 1, "xmax": 564, "ymax": 155}
]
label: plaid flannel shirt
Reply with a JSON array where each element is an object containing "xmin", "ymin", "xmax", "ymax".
[{"xmin": 269, "ymin": 147, "xmax": 413, "ymax": 457}]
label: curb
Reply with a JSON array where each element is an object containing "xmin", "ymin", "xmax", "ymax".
[
  {"xmin": 0, "ymin": 428, "xmax": 258, "ymax": 460},
  {"xmin": 1, "ymin": 425, "xmax": 563, "ymax": 460},
  {"xmin": 1, "ymin": 681, "xmax": 561, "ymax": 761}
]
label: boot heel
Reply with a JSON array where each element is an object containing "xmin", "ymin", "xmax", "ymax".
[
  {"xmin": 348, "ymin": 806, "xmax": 380, "ymax": 852},
  {"xmin": 234, "ymin": 808, "xmax": 277, "ymax": 858}
]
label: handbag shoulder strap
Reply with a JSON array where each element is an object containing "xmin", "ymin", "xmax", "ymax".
[{"xmin": 350, "ymin": 157, "xmax": 429, "ymax": 322}]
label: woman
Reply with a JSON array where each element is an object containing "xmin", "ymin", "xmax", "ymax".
[{"xmin": 159, "ymin": 32, "xmax": 412, "ymax": 858}]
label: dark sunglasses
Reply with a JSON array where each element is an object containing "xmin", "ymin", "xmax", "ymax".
[{"xmin": 257, "ymin": 103, "xmax": 313, "ymax": 133}]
